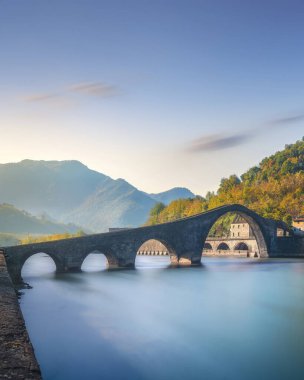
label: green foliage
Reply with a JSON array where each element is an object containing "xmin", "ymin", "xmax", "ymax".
[
  {"xmin": 150, "ymin": 202, "xmax": 166, "ymax": 217},
  {"xmin": 218, "ymin": 175, "xmax": 241, "ymax": 194},
  {"xmin": 146, "ymin": 202, "xmax": 166, "ymax": 225},
  {"xmin": 208, "ymin": 213, "xmax": 236, "ymax": 237},
  {"xmin": 145, "ymin": 138, "xmax": 304, "ymax": 226}
]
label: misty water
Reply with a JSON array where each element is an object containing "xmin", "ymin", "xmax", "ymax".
[{"xmin": 20, "ymin": 254, "xmax": 304, "ymax": 380}]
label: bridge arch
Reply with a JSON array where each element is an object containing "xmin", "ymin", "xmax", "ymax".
[
  {"xmin": 202, "ymin": 206, "xmax": 268, "ymax": 258},
  {"xmin": 20, "ymin": 251, "xmax": 61, "ymax": 280},
  {"xmin": 80, "ymin": 247, "xmax": 119, "ymax": 270},
  {"xmin": 135, "ymin": 238, "xmax": 178, "ymax": 265},
  {"xmin": 234, "ymin": 242, "xmax": 249, "ymax": 251},
  {"xmin": 81, "ymin": 250, "xmax": 108, "ymax": 272},
  {"xmin": 216, "ymin": 242, "xmax": 230, "ymax": 251},
  {"xmin": 203, "ymin": 242, "xmax": 212, "ymax": 250}
]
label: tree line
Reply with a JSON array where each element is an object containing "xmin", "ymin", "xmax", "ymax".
[{"xmin": 146, "ymin": 138, "xmax": 304, "ymax": 227}]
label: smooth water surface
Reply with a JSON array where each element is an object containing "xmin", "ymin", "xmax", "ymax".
[{"xmin": 20, "ymin": 254, "xmax": 304, "ymax": 380}]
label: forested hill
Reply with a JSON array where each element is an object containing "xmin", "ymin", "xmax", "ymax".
[
  {"xmin": 146, "ymin": 138, "xmax": 304, "ymax": 226},
  {"xmin": 0, "ymin": 203, "xmax": 81, "ymax": 234}
]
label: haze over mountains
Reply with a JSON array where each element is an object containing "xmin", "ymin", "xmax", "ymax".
[
  {"xmin": 0, "ymin": 203, "xmax": 80, "ymax": 235},
  {"xmin": 0, "ymin": 160, "xmax": 194, "ymax": 232}
]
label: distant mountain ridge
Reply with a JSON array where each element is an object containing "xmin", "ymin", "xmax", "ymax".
[
  {"xmin": 0, "ymin": 203, "xmax": 81, "ymax": 234},
  {"xmin": 0, "ymin": 160, "xmax": 195, "ymax": 232},
  {"xmin": 150, "ymin": 187, "xmax": 195, "ymax": 204}
]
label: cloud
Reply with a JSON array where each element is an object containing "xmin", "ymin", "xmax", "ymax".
[
  {"xmin": 186, "ymin": 132, "xmax": 251, "ymax": 153},
  {"xmin": 23, "ymin": 81, "xmax": 119, "ymax": 105},
  {"xmin": 269, "ymin": 113, "xmax": 304, "ymax": 126},
  {"xmin": 68, "ymin": 82, "xmax": 119, "ymax": 97},
  {"xmin": 24, "ymin": 93, "xmax": 60, "ymax": 102},
  {"xmin": 185, "ymin": 111, "xmax": 304, "ymax": 154}
]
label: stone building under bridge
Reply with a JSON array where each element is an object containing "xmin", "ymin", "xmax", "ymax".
[{"xmin": 203, "ymin": 215, "xmax": 259, "ymax": 257}]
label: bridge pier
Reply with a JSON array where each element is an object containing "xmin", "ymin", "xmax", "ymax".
[
  {"xmin": 114, "ymin": 247, "xmax": 136, "ymax": 269},
  {"xmin": 177, "ymin": 255, "xmax": 202, "ymax": 266}
]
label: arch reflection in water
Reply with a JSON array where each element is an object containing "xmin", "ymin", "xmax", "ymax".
[
  {"xmin": 21, "ymin": 252, "xmax": 56, "ymax": 279},
  {"xmin": 81, "ymin": 251, "xmax": 108, "ymax": 272}
]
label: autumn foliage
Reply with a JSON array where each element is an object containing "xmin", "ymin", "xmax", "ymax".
[
  {"xmin": 19, "ymin": 230, "xmax": 86, "ymax": 245},
  {"xmin": 146, "ymin": 138, "xmax": 304, "ymax": 226}
]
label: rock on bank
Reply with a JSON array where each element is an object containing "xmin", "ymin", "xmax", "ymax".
[{"xmin": 0, "ymin": 252, "xmax": 41, "ymax": 379}]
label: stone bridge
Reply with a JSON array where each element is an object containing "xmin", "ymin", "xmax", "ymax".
[{"xmin": 0, "ymin": 204, "xmax": 298, "ymax": 285}]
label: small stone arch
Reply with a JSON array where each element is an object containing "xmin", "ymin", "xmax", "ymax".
[
  {"xmin": 203, "ymin": 242, "xmax": 212, "ymax": 250},
  {"xmin": 234, "ymin": 242, "xmax": 249, "ymax": 251},
  {"xmin": 217, "ymin": 242, "xmax": 230, "ymax": 251},
  {"xmin": 136, "ymin": 238, "xmax": 177, "ymax": 265},
  {"xmin": 21, "ymin": 251, "xmax": 58, "ymax": 278},
  {"xmin": 80, "ymin": 248, "xmax": 118, "ymax": 270}
]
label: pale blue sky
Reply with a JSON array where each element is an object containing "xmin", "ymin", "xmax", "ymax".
[{"xmin": 1, "ymin": 1, "xmax": 303, "ymax": 194}]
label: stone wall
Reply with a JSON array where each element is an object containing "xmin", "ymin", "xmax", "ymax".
[
  {"xmin": 0, "ymin": 252, "xmax": 41, "ymax": 379},
  {"xmin": 276, "ymin": 237, "xmax": 304, "ymax": 257}
]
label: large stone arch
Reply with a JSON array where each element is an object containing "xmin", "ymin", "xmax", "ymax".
[{"xmin": 201, "ymin": 206, "xmax": 269, "ymax": 258}]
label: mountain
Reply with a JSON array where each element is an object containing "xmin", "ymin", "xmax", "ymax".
[
  {"xmin": 0, "ymin": 160, "xmax": 194, "ymax": 232},
  {"xmin": 63, "ymin": 179, "xmax": 157, "ymax": 232},
  {"xmin": 0, "ymin": 203, "xmax": 81, "ymax": 234},
  {"xmin": 150, "ymin": 187, "xmax": 195, "ymax": 205},
  {"xmin": 0, "ymin": 160, "xmax": 109, "ymax": 216},
  {"xmin": 145, "ymin": 138, "xmax": 304, "ymax": 226}
]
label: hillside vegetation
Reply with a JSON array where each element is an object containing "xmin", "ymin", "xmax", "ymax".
[{"xmin": 146, "ymin": 138, "xmax": 304, "ymax": 226}]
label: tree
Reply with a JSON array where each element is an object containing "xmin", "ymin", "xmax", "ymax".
[
  {"xmin": 149, "ymin": 202, "xmax": 165, "ymax": 217},
  {"xmin": 218, "ymin": 175, "xmax": 240, "ymax": 194}
]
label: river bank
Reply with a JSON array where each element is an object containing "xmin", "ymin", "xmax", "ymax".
[{"xmin": 0, "ymin": 252, "xmax": 41, "ymax": 379}]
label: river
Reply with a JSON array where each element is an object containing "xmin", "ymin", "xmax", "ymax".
[{"xmin": 19, "ymin": 254, "xmax": 304, "ymax": 380}]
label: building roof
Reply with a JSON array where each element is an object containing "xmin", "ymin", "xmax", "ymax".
[
  {"xmin": 293, "ymin": 217, "xmax": 304, "ymax": 222},
  {"xmin": 231, "ymin": 214, "xmax": 247, "ymax": 224}
]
